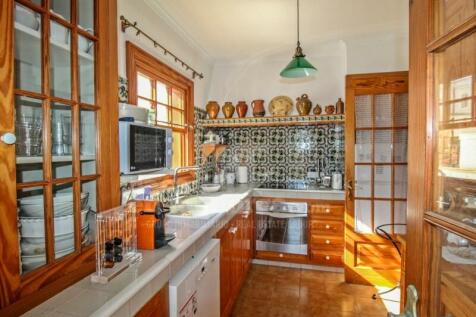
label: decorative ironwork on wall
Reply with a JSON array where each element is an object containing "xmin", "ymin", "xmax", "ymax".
[{"xmin": 120, "ymin": 15, "xmax": 204, "ymax": 80}]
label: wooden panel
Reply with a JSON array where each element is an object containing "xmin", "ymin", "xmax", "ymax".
[
  {"xmin": 356, "ymin": 243, "xmax": 401, "ymax": 269},
  {"xmin": 0, "ymin": 0, "xmax": 20, "ymax": 308},
  {"xmin": 310, "ymin": 220, "xmax": 344, "ymax": 235},
  {"xmin": 310, "ymin": 250, "xmax": 343, "ymax": 266},
  {"xmin": 134, "ymin": 283, "xmax": 169, "ymax": 317},
  {"xmin": 255, "ymin": 251, "xmax": 309, "ymax": 264}
]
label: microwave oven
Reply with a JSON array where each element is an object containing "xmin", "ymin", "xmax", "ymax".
[{"xmin": 119, "ymin": 121, "xmax": 172, "ymax": 174}]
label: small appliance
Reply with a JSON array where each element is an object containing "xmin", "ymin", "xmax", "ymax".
[{"xmin": 119, "ymin": 121, "xmax": 172, "ymax": 174}]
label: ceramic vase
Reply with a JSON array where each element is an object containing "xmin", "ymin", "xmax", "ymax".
[
  {"xmin": 222, "ymin": 102, "xmax": 235, "ymax": 119},
  {"xmin": 335, "ymin": 98, "xmax": 344, "ymax": 114},
  {"xmin": 236, "ymin": 101, "xmax": 248, "ymax": 118},
  {"xmin": 206, "ymin": 101, "xmax": 220, "ymax": 119},
  {"xmin": 296, "ymin": 94, "xmax": 312, "ymax": 115},
  {"xmin": 313, "ymin": 104, "xmax": 322, "ymax": 115},
  {"xmin": 251, "ymin": 99, "xmax": 265, "ymax": 117}
]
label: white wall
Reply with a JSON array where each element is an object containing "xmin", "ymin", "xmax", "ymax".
[
  {"xmin": 207, "ymin": 40, "xmax": 347, "ymax": 116},
  {"xmin": 205, "ymin": 30, "xmax": 408, "ymax": 111},
  {"xmin": 117, "ymin": 0, "xmax": 213, "ymax": 108}
]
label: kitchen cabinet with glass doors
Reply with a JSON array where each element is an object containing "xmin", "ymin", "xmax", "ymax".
[{"xmin": 0, "ymin": 0, "xmax": 119, "ymax": 315}]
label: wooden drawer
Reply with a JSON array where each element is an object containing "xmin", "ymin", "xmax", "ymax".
[
  {"xmin": 255, "ymin": 250, "xmax": 308, "ymax": 264},
  {"xmin": 310, "ymin": 204, "xmax": 345, "ymax": 219},
  {"xmin": 310, "ymin": 220, "xmax": 344, "ymax": 235},
  {"xmin": 310, "ymin": 250, "xmax": 343, "ymax": 267},
  {"xmin": 310, "ymin": 235, "xmax": 344, "ymax": 250}
]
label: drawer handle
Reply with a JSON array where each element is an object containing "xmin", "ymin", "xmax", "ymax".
[
  {"xmin": 325, "ymin": 208, "xmax": 331, "ymax": 213},
  {"xmin": 325, "ymin": 240, "xmax": 331, "ymax": 244},
  {"xmin": 279, "ymin": 253, "xmax": 284, "ymax": 258},
  {"xmin": 325, "ymin": 256, "xmax": 330, "ymax": 260},
  {"xmin": 325, "ymin": 224, "xmax": 330, "ymax": 229},
  {"xmin": 229, "ymin": 227, "xmax": 238, "ymax": 235}
]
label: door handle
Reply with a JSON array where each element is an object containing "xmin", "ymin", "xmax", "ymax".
[
  {"xmin": 1, "ymin": 133, "xmax": 16, "ymax": 145},
  {"xmin": 346, "ymin": 180, "xmax": 353, "ymax": 200},
  {"xmin": 229, "ymin": 227, "xmax": 238, "ymax": 235}
]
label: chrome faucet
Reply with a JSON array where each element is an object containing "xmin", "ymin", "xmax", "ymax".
[{"xmin": 172, "ymin": 165, "xmax": 200, "ymax": 204}]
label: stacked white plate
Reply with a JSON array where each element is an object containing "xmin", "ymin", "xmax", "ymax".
[{"xmin": 19, "ymin": 192, "xmax": 89, "ymax": 217}]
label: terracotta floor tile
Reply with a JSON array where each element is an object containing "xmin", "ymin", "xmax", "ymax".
[{"xmin": 231, "ymin": 264, "xmax": 389, "ymax": 317}]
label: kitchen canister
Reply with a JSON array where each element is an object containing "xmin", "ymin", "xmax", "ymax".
[
  {"xmin": 226, "ymin": 172, "xmax": 236, "ymax": 185},
  {"xmin": 236, "ymin": 166, "xmax": 248, "ymax": 184},
  {"xmin": 332, "ymin": 173, "xmax": 343, "ymax": 190}
]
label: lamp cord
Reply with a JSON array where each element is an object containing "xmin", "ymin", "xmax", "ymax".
[{"xmin": 296, "ymin": 0, "xmax": 300, "ymax": 45}]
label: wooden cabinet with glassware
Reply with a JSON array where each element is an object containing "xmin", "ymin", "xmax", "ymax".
[{"xmin": 0, "ymin": 0, "xmax": 119, "ymax": 315}]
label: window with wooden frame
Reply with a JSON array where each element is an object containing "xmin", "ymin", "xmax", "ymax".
[{"xmin": 126, "ymin": 42, "xmax": 195, "ymax": 168}]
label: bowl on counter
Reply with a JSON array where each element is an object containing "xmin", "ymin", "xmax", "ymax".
[
  {"xmin": 201, "ymin": 183, "xmax": 221, "ymax": 193},
  {"xmin": 19, "ymin": 208, "xmax": 90, "ymax": 238},
  {"xmin": 20, "ymin": 224, "xmax": 89, "ymax": 256},
  {"xmin": 19, "ymin": 192, "xmax": 89, "ymax": 217}
]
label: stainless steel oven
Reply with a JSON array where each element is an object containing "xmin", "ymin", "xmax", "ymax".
[
  {"xmin": 119, "ymin": 121, "xmax": 172, "ymax": 174},
  {"xmin": 255, "ymin": 201, "xmax": 308, "ymax": 255}
]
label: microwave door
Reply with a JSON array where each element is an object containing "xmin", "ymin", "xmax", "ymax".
[{"xmin": 129, "ymin": 125, "xmax": 166, "ymax": 172}]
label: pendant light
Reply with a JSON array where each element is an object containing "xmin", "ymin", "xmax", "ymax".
[{"xmin": 280, "ymin": 0, "xmax": 317, "ymax": 78}]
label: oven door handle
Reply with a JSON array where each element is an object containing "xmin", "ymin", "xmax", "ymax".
[{"xmin": 256, "ymin": 211, "xmax": 307, "ymax": 218}]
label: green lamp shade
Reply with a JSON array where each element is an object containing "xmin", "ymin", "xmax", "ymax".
[{"xmin": 280, "ymin": 56, "xmax": 317, "ymax": 78}]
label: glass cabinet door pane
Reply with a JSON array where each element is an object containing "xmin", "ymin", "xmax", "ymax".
[
  {"xmin": 394, "ymin": 130, "xmax": 408, "ymax": 163},
  {"xmin": 432, "ymin": 32, "xmax": 476, "ymax": 228},
  {"xmin": 18, "ymin": 187, "xmax": 47, "ymax": 274},
  {"xmin": 355, "ymin": 130, "xmax": 372, "ymax": 163},
  {"xmin": 15, "ymin": 96, "xmax": 44, "ymax": 182},
  {"xmin": 51, "ymin": 103, "xmax": 72, "ymax": 178},
  {"xmin": 81, "ymin": 179, "xmax": 95, "ymax": 248},
  {"xmin": 53, "ymin": 183, "xmax": 75, "ymax": 259},
  {"xmin": 374, "ymin": 200, "xmax": 392, "ymax": 231},
  {"xmin": 50, "ymin": 21, "xmax": 71, "ymax": 99},
  {"xmin": 355, "ymin": 200, "xmax": 372, "ymax": 233},
  {"xmin": 78, "ymin": 0, "xmax": 95, "ymax": 31},
  {"xmin": 394, "ymin": 93, "xmax": 408, "ymax": 126},
  {"xmin": 14, "ymin": 4, "xmax": 42, "ymax": 93},
  {"xmin": 374, "ymin": 165, "xmax": 392, "ymax": 198},
  {"xmin": 374, "ymin": 130, "xmax": 392, "ymax": 163},
  {"xmin": 394, "ymin": 165, "xmax": 408, "ymax": 199},
  {"xmin": 50, "ymin": 0, "xmax": 70, "ymax": 21},
  {"xmin": 428, "ymin": 226, "xmax": 476, "ymax": 316},
  {"xmin": 80, "ymin": 109, "xmax": 96, "ymax": 175},
  {"xmin": 355, "ymin": 165, "xmax": 372, "ymax": 198},
  {"xmin": 79, "ymin": 35, "xmax": 95, "ymax": 104},
  {"xmin": 375, "ymin": 94, "xmax": 393, "ymax": 127},
  {"xmin": 355, "ymin": 95, "xmax": 372, "ymax": 128}
]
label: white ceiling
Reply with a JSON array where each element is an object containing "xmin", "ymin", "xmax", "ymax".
[{"xmin": 146, "ymin": 0, "xmax": 408, "ymax": 61}]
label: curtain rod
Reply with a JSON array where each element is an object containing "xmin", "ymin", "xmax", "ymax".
[{"xmin": 120, "ymin": 15, "xmax": 204, "ymax": 80}]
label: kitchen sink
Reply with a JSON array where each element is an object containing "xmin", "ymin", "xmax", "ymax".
[
  {"xmin": 177, "ymin": 196, "xmax": 217, "ymax": 206},
  {"xmin": 167, "ymin": 204, "xmax": 217, "ymax": 220}
]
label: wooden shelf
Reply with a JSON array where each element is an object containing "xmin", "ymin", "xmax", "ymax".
[
  {"xmin": 199, "ymin": 114, "xmax": 345, "ymax": 128},
  {"xmin": 16, "ymin": 154, "xmax": 96, "ymax": 164},
  {"xmin": 201, "ymin": 144, "xmax": 227, "ymax": 164},
  {"xmin": 440, "ymin": 167, "xmax": 476, "ymax": 181}
]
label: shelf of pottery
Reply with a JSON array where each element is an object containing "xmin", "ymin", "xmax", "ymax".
[{"xmin": 202, "ymin": 95, "xmax": 345, "ymax": 127}]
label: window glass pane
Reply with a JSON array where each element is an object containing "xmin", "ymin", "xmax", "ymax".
[
  {"xmin": 137, "ymin": 98, "xmax": 152, "ymax": 110},
  {"xmin": 394, "ymin": 202, "xmax": 407, "ymax": 234},
  {"xmin": 394, "ymin": 130, "xmax": 408, "ymax": 163},
  {"xmin": 81, "ymin": 179, "xmax": 95, "ymax": 248},
  {"xmin": 51, "ymin": 103, "xmax": 73, "ymax": 178},
  {"xmin": 355, "ymin": 200, "xmax": 372, "ymax": 233},
  {"xmin": 157, "ymin": 82, "xmax": 169, "ymax": 104},
  {"xmin": 395, "ymin": 93, "xmax": 408, "ymax": 126},
  {"xmin": 50, "ymin": 0, "xmax": 70, "ymax": 21},
  {"xmin": 157, "ymin": 104, "xmax": 169, "ymax": 123},
  {"xmin": 355, "ymin": 95, "xmax": 372, "ymax": 128},
  {"xmin": 80, "ymin": 109, "xmax": 96, "ymax": 175},
  {"xmin": 53, "ymin": 183, "xmax": 75, "ymax": 259},
  {"xmin": 375, "ymin": 94, "xmax": 393, "ymax": 127},
  {"xmin": 172, "ymin": 89, "xmax": 184, "ymax": 109},
  {"xmin": 374, "ymin": 165, "xmax": 392, "ymax": 198},
  {"xmin": 15, "ymin": 96, "xmax": 43, "ymax": 182},
  {"xmin": 79, "ymin": 35, "xmax": 95, "ymax": 104},
  {"xmin": 137, "ymin": 74, "xmax": 152, "ymax": 99},
  {"xmin": 374, "ymin": 130, "xmax": 392, "ymax": 163},
  {"xmin": 50, "ymin": 21, "xmax": 71, "ymax": 99},
  {"xmin": 14, "ymin": 4, "xmax": 42, "ymax": 93},
  {"xmin": 172, "ymin": 132, "xmax": 183, "ymax": 168},
  {"xmin": 18, "ymin": 187, "xmax": 47, "ymax": 274},
  {"xmin": 355, "ymin": 165, "xmax": 371, "ymax": 198},
  {"xmin": 355, "ymin": 130, "xmax": 372, "ymax": 163},
  {"xmin": 172, "ymin": 109, "xmax": 184, "ymax": 126},
  {"xmin": 394, "ymin": 165, "xmax": 407, "ymax": 199},
  {"xmin": 374, "ymin": 201, "xmax": 391, "ymax": 232},
  {"xmin": 78, "ymin": 0, "xmax": 95, "ymax": 31}
]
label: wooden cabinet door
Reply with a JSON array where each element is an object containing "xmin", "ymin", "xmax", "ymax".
[
  {"xmin": 345, "ymin": 72, "xmax": 408, "ymax": 287},
  {"xmin": 217, "ymin": 223, "xmax": 232, "ymax": 317}
]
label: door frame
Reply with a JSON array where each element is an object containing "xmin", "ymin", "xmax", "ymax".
[{"xmin": 344, "ymin": 71, "xmax": 409, "ymax": 286}]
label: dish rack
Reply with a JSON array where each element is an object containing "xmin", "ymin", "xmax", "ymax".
[{"xmin": 91, "ymin": 202, "xmax": 142, "ymax": 284}]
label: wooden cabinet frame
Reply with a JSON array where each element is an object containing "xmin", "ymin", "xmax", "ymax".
[{"xmin": 0, "ymin": 0, "xmax": 119, "ymax": 315}]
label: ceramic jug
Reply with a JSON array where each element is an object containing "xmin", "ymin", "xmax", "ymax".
[
  {"xmin": 236, "ymin": 101, "xmax": 248, "ymax": 118},
  {"xmin": 251, "ymin": 99, "xmax": 265, "ymax": 117},
  {"xmin": 296, "ymin": 94, "xmax": 312, "ymax": 115},
  {"xmin": 206, "ymin": 101, "xmax": 220, "ymax": 119},
  {"xmin": 222, "ymin": 102, "xmax": 235, "ymax": 119},
  {"xmin": 335, "ymin": 98, "xmax": 344, "ymax": 114},
  {"xmin": 313, "ymin": 104, "xmax": 322, "ymax": 115}
]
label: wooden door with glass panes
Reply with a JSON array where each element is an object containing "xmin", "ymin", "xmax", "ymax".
[
  {"xmin": 420, "ymin": 0, "xmax": 476, "ymax": 315},
  {"xmin": 345, "ymin": 72, "xmax": 408, "ymax": 287},
  {"xmin": 0, "ymin": 0, "xmax": 118, "ymax": 314}
]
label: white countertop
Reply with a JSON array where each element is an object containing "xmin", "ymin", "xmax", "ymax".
[{"xmin": 23, "ymin": 184, "xmax": 344, "ymax": 317}]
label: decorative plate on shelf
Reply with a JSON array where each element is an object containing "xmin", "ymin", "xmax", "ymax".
[{"xmin": 269, "ymin": 96, "xmax": 293, "ymax": 116}]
